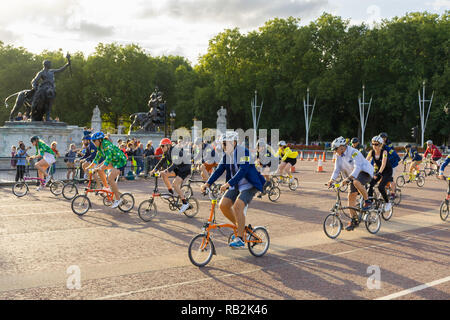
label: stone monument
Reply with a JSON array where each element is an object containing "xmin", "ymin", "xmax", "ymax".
[
  {"xmin": 91, "ymin": 105, "xmax": 102, "ymax": 133},
  {"xmin": 216, "ymin": 106, "xmax": 227, "ymax": 137}
]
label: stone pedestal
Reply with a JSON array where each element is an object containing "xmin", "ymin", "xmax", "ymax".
[{"xmin": 0, "ymin": 121, "xmax": 84, "ymax": 157}]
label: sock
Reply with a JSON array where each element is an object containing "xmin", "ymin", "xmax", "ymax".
[{"xmin": 182, "ymin": 199, "xmax": 187, "ymax": 204}]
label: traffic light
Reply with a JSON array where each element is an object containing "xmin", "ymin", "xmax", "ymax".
[{"xmin": 411, "ymin": 126, "xmax": 419, "ymax": 139}]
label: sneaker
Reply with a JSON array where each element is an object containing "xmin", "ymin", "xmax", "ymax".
[
  {"xmin": 390, "ymin": 193, "xmax": 395, "ymax": 201},
  {"xmin": 179, "ymin": 202, "xmax": 190, "ymax": 213},
  {"xmin": 384, "ymin": 202, "xmax": 392, "ymax": 212},
  {"xmin": 362, "ymin": 200, "xmax": 372, "ymax": 211},
  {"xmin": 36, "ymin": 185, "xmax": 42, "ymax": 191},
  {"xmin": 229, "ymin": 237, "xmax": 245, "ymax": 248},
  {"xmin": 111, "ymin": 199, "xmax": 123, "ymax": 209},
  {"xmin": 44, "ymin": 175, "xmax": 52, "ymax": 186},
  {"xmin": 345, "ymin": 218, "xmax": 359, "ymax": 231}
]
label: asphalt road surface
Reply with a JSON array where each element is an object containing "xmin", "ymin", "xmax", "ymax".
[{"xmin": 0, "ymin": 161, "xmax": 448, "ymax": 300}]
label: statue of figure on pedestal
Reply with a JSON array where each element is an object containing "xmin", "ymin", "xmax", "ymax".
[{"xmin": 216, "ymin": 106, "xmax": 227, "ymax": 136}]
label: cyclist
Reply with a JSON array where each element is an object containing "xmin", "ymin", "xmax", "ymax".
[
  {"xmin": 87, "ymin": 132, "xmax": 127, "ymax": 209},
  {"xmin": 201, "ymin": 131, "xmax": 266, "ymax": 248},
  {"xmin": 327, "ymin": 136, "xmax": 374, "ymax": 231},
  {"xmin": 351, "ymin": 137, "xmax": 367, "ymax": 158},
  {"xmin": 439, "ymin": 154, "xmax": 450, "ymax": 179},
  {"xmin": 29, "ymin": 136, "xmax": 56, "ymax": 190},
  {"xmin": 255, "ymin": 140, "xmax": 276, "ymax": 197},
  {"xmin": 78, "ymin": 134, "xmax": 103, "ymax": 188},
  {"xmin": 423, "ymin": 140, "xmax": 442, "ymax": 172},
  {"xmin": 150, "ymin": 138, "xmax": 192, "ymax": 213},
  {"xmin": 401, "ymin": 144, "xmax": 422, "ymax": 182},
  {"xmin": 379, "ymin": 132, "xmax": 401, "ymax": 199},
  {"xmin": 275, "ymin": 141, "xmax": 298, "ymax": 183},
  {"xmin": 366, "ymin": 136, "xmax": 393, "ymax": 212},
  {"xmin": 200, "ymin": 140, "xmax": 219, "ymax": 182}
]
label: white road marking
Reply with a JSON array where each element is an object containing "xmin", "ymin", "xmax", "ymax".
[{"xmin": 375, "ymin": 276, "xmax": 450, "ymax": 300}]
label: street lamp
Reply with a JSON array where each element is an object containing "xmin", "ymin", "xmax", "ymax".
[{"xmin": 170, "ymin": 110, "xmax": 176, "ymax": 135}]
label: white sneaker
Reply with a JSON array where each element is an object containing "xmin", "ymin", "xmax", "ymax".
[
  {"xmin": 384, "ymin": 202, "xmax": 392, "ymax": 212},
  {"xmin": 44, "ymin": 175, "xmax": 52, "ymax": 186},
  {"xmin": 111, "ymin": 199, "xmax": 123, "ymax": 209},
  {"xmin": 36, "ymin": 185, "xmax": 42, "ymax": 191},
  {"xmin": 179, "ymin": 202, "xmax": 190, "ymax": 213}
]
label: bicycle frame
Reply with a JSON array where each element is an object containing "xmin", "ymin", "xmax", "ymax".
[{"xmin": 329, "ymin": 183, "xmax": 367, "ymax": 221}]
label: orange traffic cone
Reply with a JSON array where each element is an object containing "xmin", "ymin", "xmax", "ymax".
[
  {"xmin": 300, "ymin": 151, "xmax": 304, "ymax": 161},
  {"xmin": 314, "ymin": 152, "xmax": 318, "ymax": 161},
  {"xmin": 322, "ymin": 152, "xmax": 326, "ymax": 162},
  {"xmin": 316, "ymin": 158, "xmax": 324, "ymax": 172}
]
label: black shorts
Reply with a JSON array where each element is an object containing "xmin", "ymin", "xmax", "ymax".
[
  {"xmin": 283, "ymin": 157, "xmax": 297, "ymax": 166},
  {"xmin": 350, "ymin": 172, "xmax": 372, "ymax": 193},
  {"xmin": 174, "ymin": 168, "xmax": 191, "ymax": 180},
  {"xmin": 432, "ymin": 157, "xmax": 441, "ymax": 162}
]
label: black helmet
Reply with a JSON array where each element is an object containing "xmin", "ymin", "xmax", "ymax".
[
  {"xmin": 405, "ymin": 144, "xmax": 411, "ymax": 149},
  {"xmin": 30, "ymin": 136, "xmax": 39, "ymax": 143},
  {"xmin": 351, "ymin": 137, "xmax": 359, "ymax": 144},
  {"xmin": 379, "ymin": 132, "xmax": 388, "ymax": 139}
]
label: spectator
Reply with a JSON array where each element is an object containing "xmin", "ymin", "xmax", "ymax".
[
  {"xmin": 11, "ymin": 146, "xmax": 17, "ymax": 168},
  {"xmin": 15, "ymin": 112, "xmax": 23, "ymax": 121},
  {"xmin": 126, "ymin": 142, "xmax": 136, "ymax": 174},
  {"xmin": 119, "ymin": 142, "xmax": 128, "ymax": 177},
  {"xmin": 143, "ymin": 141, "xmax": 155, "ymax": 177},
  {"xmin": 135, "ymin": 142, "xmax": 145, "ymax": 176},
  {"xmin": 54, "ymin": 116, "xmax": 60, "ymax": 122},
  {"xmin": 64, "ymin": 144, "xmax": 78, "ymax": 180},
  {"xmin": 50, "ymin": 141, "xmax": 60, "ymax": 175},
  {"xmin": 15, "ymin": 142, "xmax": 28, "ymax": 182}
]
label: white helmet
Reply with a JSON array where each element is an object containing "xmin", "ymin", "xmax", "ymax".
[
  {"xmin": 219, "ymin": 131, "xmax": 239, "ymax": 142},
  {"xmin": 278, "ymin": 140, "xmax": 287, "ymax": 147},
  {"xmin": 426, "ymin": 140, "xmax": 432, "ymax": 145},
  {"xmin": 331, "ymin": 136, "xmax": 347, "ymax": 151},
  {"xmin": 371, "ymin": 135, "xmax": 383, "ymax": 145}
]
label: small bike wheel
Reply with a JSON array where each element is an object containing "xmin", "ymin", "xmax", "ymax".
[
  {"xmin": 103, "ymin": 196, "xmax": 113, "ymax": 207},
  {"xmin": 323, "ymin": 214, "xmax": 342, "ymax": 239},
  {"xmin": 50, "ymin": 181, "xmax": 64, "ymax": 196},
  {"xmin": 181, "ymin": 185, "xmax": 193, "ymax": 199},
  {"xmin": 365, "ymin": 211, "xmax": 381, "ymax": 234},
  {"xmin": 118, "ymin": 193, "xmax": 135, "ymax": 212},
  {"xmin": 440, "ymin": 201, "xmax": 449, "ymax": 221},
  {"xmin": 71, "ymin": 195, "xmax": 91, "ymax": 216},
  {"xmin": 183, "ymin": 197, "xmax": 199, "ymax": 218},
  {"xmin": 394, "ymin": 189, "xmax": 402, "ymax": 206},
  {"xmin": 13, "ymin": 182, "xmax": 28, "ymax": 197},
  {"xmin": 62, "ymin": 182, "xmax": 78, "ymax": 200},
  {"xmin": 138, "ymin": 199, "xmax": 158, "ymax": 222},
  {"xmin": 289, "ymin": 178, "xmax": 299, "ymax": 191},
  {"xmin": 268, "ymin": 186, "xmax": 281, "ymax": 202},
  {"xmin": 382, "ymin": 205, "xmax": 394, "ymax": 221},
  {"xmin": 416, "ymin": 176, "xmax": 425, "ymax": 188},
  {"xmin": 247, "ymin": 226, "xmax": 270, "ymax": 257},
  {"xmin": 188, "ymin": 234, "xmax": 215, "ymax": 267},
  {"xmin": 396, "ymin": 175, "xmax": 405, "ymax": 187}
]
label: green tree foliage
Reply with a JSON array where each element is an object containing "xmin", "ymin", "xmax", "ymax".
[{"xmin": 0, "ymin": 11, "xmax": 448, "ymax": 144}]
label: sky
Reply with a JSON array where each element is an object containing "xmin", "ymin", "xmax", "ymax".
[{"xmin": 0, "ymin": 0, "xmax": 448, "ymax": 65}]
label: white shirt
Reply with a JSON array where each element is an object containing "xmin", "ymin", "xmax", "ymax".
[{"xmin": 331, "ymin": 146, "xmax": 374, "ymax": 181}]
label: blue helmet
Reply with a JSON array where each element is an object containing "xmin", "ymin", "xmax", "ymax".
[
  {"xmin": 91, "ymin": 132, "xmax": 105, "ymax": 140},
  {"xmin": 82, "ymin": 135, "xmax": 91, "ymax": 141}
]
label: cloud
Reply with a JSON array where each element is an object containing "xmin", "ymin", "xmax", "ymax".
[
  {"xmin": 426, "ymin": 0, "xmax": 450, "ymax": 9},
  {"xmin": 138, "ymin": 0, "xmax": 329, "ymax": 28},
  {"xmin": 0, "ymin": 28, "xmax": 20, "ymax": 43}
]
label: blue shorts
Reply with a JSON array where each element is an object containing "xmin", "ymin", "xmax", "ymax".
[{"xmin": 224, "ymin": 187, "xmax": 258, "ymax": 205}]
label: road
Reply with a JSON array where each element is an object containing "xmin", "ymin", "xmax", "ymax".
[{"xmin": 0, "ymin": 160, "xmax": 448, "ymax": 300}]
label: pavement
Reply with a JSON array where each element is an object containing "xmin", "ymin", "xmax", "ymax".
[{"xmin": 0, "ymin": 160, "xmax": 448, "ymax": 300}]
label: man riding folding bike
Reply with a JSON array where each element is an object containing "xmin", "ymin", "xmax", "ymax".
[
  {"xmin": 29, "ymin": 136, "xmax": 56, "ymax": 191},
  {"xmin": 150, "ymin": 138, "xmax": 192, "ymax": 214},
  {"xmin": 400, "ymin": 144, "xmax": 422, "ymax": 182},
  {"xmin": 424, "ymin": 140, "xmax": 442, "ymax": 173},
  {"xmin": 201, "ymin": 131, "xmax": 266, "ymax": 248},
  {"xmin": 327, "ymin": 136, "xmax": 374, "ymax": 231}
]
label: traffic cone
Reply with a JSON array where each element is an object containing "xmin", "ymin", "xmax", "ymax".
[
  {"xmin": 300, "ymin": 151, "xmax": 304, "ymax": 161},
  {"xmin": 322, "ymin": 152, "xmax": 326, "ymax": 162},
  {"xmin": 314, "ymin": 152, "xmax": 318, "ymax": 161},
  {"xmin": 316, "ymin": 158, "xmax": 324, "ymax": 172}
]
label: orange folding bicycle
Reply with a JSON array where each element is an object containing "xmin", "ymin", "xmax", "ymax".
[{"xmin": 187, "ymin": 188, "xmax": 270, "ymax": 267}]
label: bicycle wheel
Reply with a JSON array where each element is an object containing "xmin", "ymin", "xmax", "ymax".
[
  {"xmin": 118, "ymin": 193, "xmax": 135, "ymax": 212},
  {"xmin": 289, "ymin": 178, "xmax": 299, "ymax": 191},
  {"xmin": 103, "ymin": 196, "xmax": 113, "ymax": 207},
  {"xmin": 396, "ymin": 175, "xmax": 405, "ymax": 187},
  {"xmin": 416, "ymin": 176, "xmax": 425, "ymax": 188},
  {"xmin": 71, "ymin": 195, "xmax": 91, "ymax": 216},
  {"xmin": 138, "ymin": 199, "xmax": 158, "ymax": 222},
  {"xmin": 440, "ymin": 200, "xmax": 449, "ymax": 221},
  {"xmin": 62, "ymin": 182, "xmax": 78, "ymax": 200},
  {"xmin": 268, "ymin": 186, "xmax": 281, "ymax": 202},
  {"xmin": 181, "ymin": 185, "xmax": 193, "ymax": 199},
  {"xmin": 323, "ymin": 214, "xmax": 342, "ymax": 239},
  {"xmin": 382, "ymin": 204, "xmax": 394, "ymax": 221},
  {"xmin": 247, "ymin": 226, "xmax": 270, "ymax": 257},
  {"xmin": 365, "ymin": 211, "xmax": 381, "ymax": 234},
  {"xmin": 394, "ymin": 189, "xmax": 402, "ymax": 206},
  {"xmin": 50, "ymin": 181, "xmax": 64, "ymax": 196},
  {"xmin": 271, "ymin": 177, "xmax": 279, "ymax": 187},
  {"xmin": 183, "ymin": 197, "xmax": 199, "ymax": 218},
  {"xmin": 188, "ymin": 234, "xmax": 215, "ymax": 267},
  {"xmin": 12, "ymin": 182, "xmax": 28, "ymax": 197}
]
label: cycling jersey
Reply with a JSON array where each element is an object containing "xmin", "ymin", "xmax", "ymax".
[
  {"xmin": 276, "ymin": 147, "xmax": 298, "ymax": 162},
  {"xmin": 35, "ymin": 140, "xmax": 55, "ymax": 156},
  {"xmin": 383, "ymin": 144, "xmax": 400, "ymax": 168},
  {"xmin": 424, "ymin": 145, "xmax": 442, "ymax": 159},
  {"xmin": 369, "ymin": 149, "xmax": 392, "ymax": 176},
  {"xmin": 154, "ymin": 145, "xmax": 191, "ymax": 174},
  {"xmin": 81, "ymin": 141, "xmax": 99, "ymax": 163},
  {"xmin": 402, "ymin": 148, "xmax": 422, "ymax": 162},
  {"xmin": 440, "ymin": 155, "xmax": 450, "ymax": 174},
  {"xmin": 93, "ymin": 139, "xmax": 127, "ymax": 169},
  {"xmin": 331, "ymin": 146, "xmax": 374, "ymax": 181}
]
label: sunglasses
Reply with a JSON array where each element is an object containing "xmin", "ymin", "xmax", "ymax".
[{"xmin": 372, "ymin": 143, "xmax": 380, "ymax": 146}]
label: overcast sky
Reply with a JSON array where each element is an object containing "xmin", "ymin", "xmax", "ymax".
[{"xmin": 0, "ymin": 0, "xmax": 448, "ymax": 65}]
